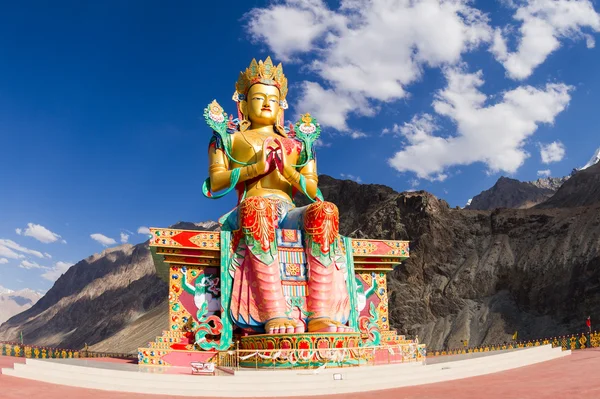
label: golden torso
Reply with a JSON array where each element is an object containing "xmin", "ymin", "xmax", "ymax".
[{"xmin": 230, "ymin": 129, "xmax": 301, "ymax": 202}]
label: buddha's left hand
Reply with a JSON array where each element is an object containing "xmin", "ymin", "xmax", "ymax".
[{"xmin": 274, "ymin": 138, "xmax": 296, "ymax": 182}]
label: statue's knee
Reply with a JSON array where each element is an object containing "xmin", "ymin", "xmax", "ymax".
[
  {"xmin": 239, "ymin": 197, "xmax": 276, "ymax": 230},
  {"xmin": 304, "ymin": 201, "xmax": 339, "ymax": 228},
  {"xmin": 240, "ymin": 196, "xmax": 270, "ymax": 209},
  {"xmin": 239, "ymin": 197, "xmax": 269, "ymax": 216}
]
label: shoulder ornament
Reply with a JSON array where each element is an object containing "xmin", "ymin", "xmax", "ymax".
[
  {"xmin": 293, "ymin": 113, "xmax": 321, "ymax": 167},
  {"xmin": 292, "ymin": 113, "xmax": 324, "ymax": 202},
  {"xmin": 204, "ymin": 100, "xmax": 228, "ymax": 135},
  {"xmin": 203, "ymin": 100, "xmax": 252, "ymax": 166}
]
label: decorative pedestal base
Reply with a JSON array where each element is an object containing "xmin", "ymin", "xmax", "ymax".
[
  {"xmin": 138, "ymin": 331, "xmax": 219, "ymax": 367},
  {"xmin": 140, "ymin": 228, "xmax": 424, "ymax": 369},
  {"xmin": 239, "ymin": 332, "xmax": 365, "ymax": 368}
]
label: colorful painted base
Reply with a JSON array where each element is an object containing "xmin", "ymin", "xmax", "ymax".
[
  {"xmin": 141, "ymin": 228, "xmax": 425, "ymax": 369},
  {"xmin": 239, "ymin": 332, "xmax": 366, "ymax": 368}
]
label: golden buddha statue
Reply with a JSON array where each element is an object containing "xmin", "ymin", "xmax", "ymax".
[{"xmin": 203, "ymin": 57, "xmax": 352, "ymax": 335}]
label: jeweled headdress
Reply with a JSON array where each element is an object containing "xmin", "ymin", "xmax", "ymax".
[{"xmin": 232, "ymin": 56, "xmax": 288, "ymax": 109}]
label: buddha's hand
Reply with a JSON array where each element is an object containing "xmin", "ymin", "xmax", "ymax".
[
  {"xmin": 273, "ymin": 138, "xmax": 288, "ymax": 174},
  {"xmin": 255, "ymin": 138, "xmax": 275, "ymax": 175},
  {"xmin": 274, "ymin": 138, "xmax": 297, "ymax": 183}
]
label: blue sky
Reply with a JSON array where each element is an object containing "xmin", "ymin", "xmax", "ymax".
[{"xmin": 1, "ymin": 0, "xmax": 600, "ymax": 293}]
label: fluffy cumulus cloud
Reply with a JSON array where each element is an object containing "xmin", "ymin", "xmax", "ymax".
[
  {"xmin": 539, "ymin": 141, "xmax": 566, "ymax": 164},
  {"xmin": 0, "ymin": 239, "xmax": 45, "ymax": 259},
  {"xmin": 246, "ymin": 0, "xmax": 346, "ymax": 61},
  {"xmin": 0, "ymin": 258, "xmax": 8, "ymax": 264},
  {"xmin": 120, "ymin": 233, "xmax": 129, "ymax": 244},
  {"xmin": 537, "ymin": 169, "xmax": 552, "ymax": 177},
  {"xmin": 16, "ymin": 223, "xmax": 63, "ymax": 244},
  {"xmin": 387, "ymin": 68, "xmax": 572, "ymax": 180},
  {"xmin": 137, "ymin": 226, "xmax": 151, "ymax": 235},
  {"xmin": 491, "ymin": 0, "xmax": 600, "ymax": 80},
  {"xmin": 90, "ymin": 233, "xmax": 117, "ymax": 247},
  {"xmin": 247, "ymin": 0, "xmax": 597, "ymax": 178},
  {"xmin": 246, "ymin": 0, "xmax": 492, "ymax": 132},
  {"xmin": 41, "ymin": 261, "xmax": 75, "ymax": 282}
]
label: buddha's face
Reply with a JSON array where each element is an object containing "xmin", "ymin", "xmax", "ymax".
[{"xmin": 245, "ymin": 83, "xmax": 281, "ymax": 127}]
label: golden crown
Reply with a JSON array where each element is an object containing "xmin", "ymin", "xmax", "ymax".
[{"xmin": 234, "ymin": 57, "xmax": 288, "ymax": 105}]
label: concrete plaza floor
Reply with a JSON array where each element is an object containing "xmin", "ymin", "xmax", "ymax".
[{"xmin": 1, "ymin": 349, "xmax": 599, "ymax": 399}]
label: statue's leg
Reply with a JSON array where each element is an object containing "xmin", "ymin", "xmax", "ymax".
[
  {"xmin": 239, "ymin": 197, "xmax": 299, "ymax": 334},
  {"xmin": 304, "ymin": 201, "xmax": 352, "ymax": 333}
]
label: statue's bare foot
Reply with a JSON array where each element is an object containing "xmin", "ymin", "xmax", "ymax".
[
  {"xmin": 265, "ymin": 317, "xmax": 300, "ymax": 334},
  {"xmin": 336, "ymin": 325, "xmax": 353, "ymax": 332},
  {"xmin": 307, "ymin": 318, "xmax": 338, "ymax": 333}
]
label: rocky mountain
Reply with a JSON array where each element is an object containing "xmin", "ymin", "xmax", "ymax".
[
  {"xmin": 466, "ymin": 176, "xmax": 562, "ymax": 210},
  {"xmin": 530, "ymin": 176, "xmax": 570, "ymax": 191},
  {"xmin": 2, "ymin": 171, "xmax": 600, "ymax": 353},
  {"xmin": 467, "ymin": 146, "xmax": 600, "ymax": 211},
  {"xmin": 0, "ymin": 244, "xmax": 167, "ymax": 350},
  {"xmin": 302, "ymin": 174, "xmax": 600, "ymax": 349},
  {"xmin": 0, "ymin": 287, "xmax": 41, "ymax": 325},
  {"xmin": 537, "ymin": 162, "xmax": 600, "ymax": 209}
]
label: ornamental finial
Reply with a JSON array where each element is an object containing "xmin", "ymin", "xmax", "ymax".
[{"xmin": 233, "ymin": 57, "xmax": 288, "ymax": 108}]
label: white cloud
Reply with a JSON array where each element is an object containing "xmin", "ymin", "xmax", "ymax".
[
  {"xmin": 294, "ymin": 81, "xmax": 373, "ymax": 131},
  {"xmin": 340, "ymin": 173, "xmax": 362, "ymax": 183},
  {"xmin": 388, "ymin": 68, "xmax": 572, "ymax": 180},
  {"xmin": 137, "ymin": 226, "xmax": 151, "ymax": 235},
  {"xmin": 350, "ymin": 131, "xmax": 367, "ymax": 139},
  {"xmin": 0, "ymin": 258, "xmax": 8, "ymax": 264},
  {"xmin": 492, "ymin": 0, "xmax": 600, "ymax": 79},
  {"xmin": 43, "ymin": 252, "xmax": 52, "ymax": 259},
  {"xmin": 539, "ymin": 141, "xmax": 566, "ymax": 164},
  {"xmin": 19, "ymin": 260, "xmax": 48, "ymax": 270},
  {"xmin": 41, "ymin": 261, "xmax": 75, "ymax": 282},
  {"xmin": 120, "ymin": 233, "xmax": 129, "ymax": 244},
  {"xmin": 90, "ymin": 233, "xmax": 117, "ymax": 246},
  {"xmin": 17, "ymin": 223, "xmax": 62, "ymax": 244},
  {"xmin": 314, "ymin": 139, "xmax": 332, "ymax": 148},
  {"xmin": 537, "ymin": 169, "xmax": 552, "ymax": 177},
  {"xmin": 245, "ymin": 0, "xmax": 346, "ymax": 62},
  {"xmin": 247, "ymin": 0, "xmax": 492, "ymax": 131},
  {"xmin": 0, "ymin": 245, "xmax": 22, "ymax": 259},
  {"xmin": 0, "ymin": 239, "xmax": 45, "ymax": 259}
]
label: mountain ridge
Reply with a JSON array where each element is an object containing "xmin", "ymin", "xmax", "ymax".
[
  {"xmin": 0, "ymin": 287, "xmax": 42, "ymax": 325},
  {"xmin": 466, "ymin": 176, "xmax": 562, "ymax": 210}
]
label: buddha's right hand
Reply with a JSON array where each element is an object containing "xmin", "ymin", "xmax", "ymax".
[{"xmin": 255, "ymin": 137, "xmax": 277, "ymax": 175}]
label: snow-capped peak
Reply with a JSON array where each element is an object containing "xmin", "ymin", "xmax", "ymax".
[
  {"xmin": 0, "ymin": 285, "xmax": 14, "ymax": 295},
  {"xmin": 581, "ymin": 147, "xmax": 600, "ymax": 170}
]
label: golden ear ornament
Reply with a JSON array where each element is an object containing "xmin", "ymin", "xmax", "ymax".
[{"xmin": 239, "ymin": 119, "xmax": 251, "ymax": 132}]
